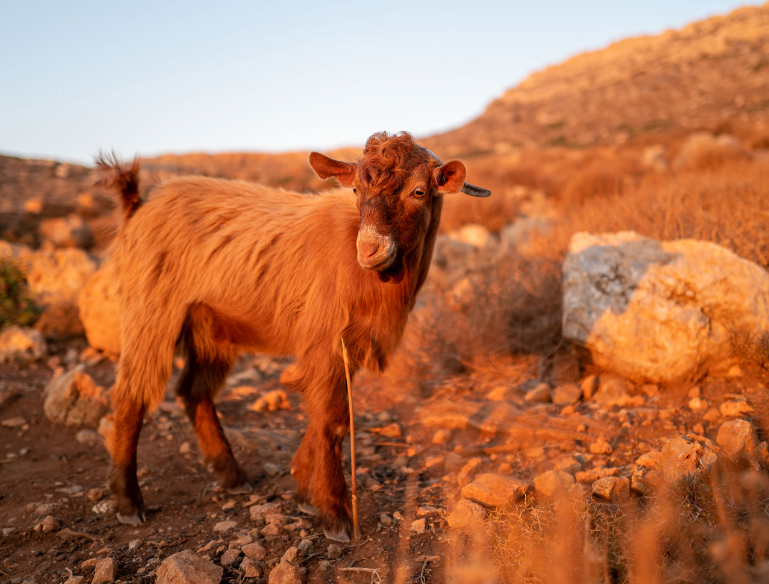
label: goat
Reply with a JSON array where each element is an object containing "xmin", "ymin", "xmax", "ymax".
[{"xmin": 96, "ymin": 131, "xmax": 490, "ymax": 542}]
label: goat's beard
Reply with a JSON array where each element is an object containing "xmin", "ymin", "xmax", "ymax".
[{"xmin": 378, "ymin": 254, "xmax": 406, "ymax": 284}]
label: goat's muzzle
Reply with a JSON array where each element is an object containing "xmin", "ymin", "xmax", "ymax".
[{"xmin": 356, "ymin": 224, "xmax": 396, "ymax": 271}]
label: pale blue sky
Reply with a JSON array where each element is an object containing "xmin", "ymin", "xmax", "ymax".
[{"xmin": 0, "ymin": 0, "xmax": 755, "ymax": 163}]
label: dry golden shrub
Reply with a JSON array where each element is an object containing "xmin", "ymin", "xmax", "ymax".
[
  {"xmin": 468, "ymin": 465, "xmax": 769, "ymax": 584},
  {"xmin": 384, "ymin": 241, "xmax": 564, "ymax": 396},
  {"xmin": 440, "ymin": 187, "xmax": 523, "ymax": 233},
  {"xmin": 568, "ymin": 160, "xmax": 769, "ymax": 269},
  {"xmin": 558, "ymin": 159, "xmax": 636, "ymax": 208},
  {"xmin": 672, "ymin": 132, "xmax": 752, "ymax": 172}
]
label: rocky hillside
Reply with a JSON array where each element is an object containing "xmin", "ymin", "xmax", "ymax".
[
  {"xmin": 426, "ymin": 3, "xmax": 769, "ymax": 156},
  {"xmin": 141, "ymin": 146, "xmax": 363, "ymax": 193}
]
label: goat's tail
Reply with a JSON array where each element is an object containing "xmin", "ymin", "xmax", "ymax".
[{"xmin": 95, "ymin": 152, "xmax": 142, "ymax": 220}]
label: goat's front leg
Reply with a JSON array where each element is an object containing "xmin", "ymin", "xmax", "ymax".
[
  {"xmin": 104, "ymin": 397, "xmax": 147, "ymax": 525},
  {"xmin": 292, "ymin": 372, "xmax": 352, "ymax": 542}
]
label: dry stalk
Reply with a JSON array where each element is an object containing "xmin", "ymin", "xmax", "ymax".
[
  {"xmin": 340, "ymin": 567, "xmax": 382, "ymax": 583},
  {"xmin": 341, "ymin": 339, "xmax": 362, "ymax": 541}
]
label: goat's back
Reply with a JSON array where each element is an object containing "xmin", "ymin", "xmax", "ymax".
[{"xmin": 112, "ymin": 176, "xmax": 366, "ymax": 354}]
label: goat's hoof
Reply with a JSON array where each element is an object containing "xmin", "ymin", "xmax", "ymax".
[
  {"xmin": 297, "ymin": 501, "xmax": 319, "ymax": 516},
  {"xmin": 323, "ymin": 525, "xmax": 350, "ymax": 544},
  {"xmin": 116, "ymin": 512, "xmax": 146, "ymax": 525},
  {"xmin": 226, "ymin": 482, "xmax": 253, "ymax": 495}
]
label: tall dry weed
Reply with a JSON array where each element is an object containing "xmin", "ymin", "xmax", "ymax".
[{"xmin": 458, "ymin": 464, "xmax": 769, "ymax": 584}]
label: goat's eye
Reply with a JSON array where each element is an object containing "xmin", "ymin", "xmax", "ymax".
[
  {"xmin": 414, "ymin": 188, "xmax": 426, "ymax": 198},
  {"xmin": 353, "ymin": 188, "xmax": 357, "ymax": 194}
]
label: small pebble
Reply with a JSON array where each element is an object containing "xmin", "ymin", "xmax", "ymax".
[
  {"xmin": 327, "ymin": 543, "xmax": 341, "ymax": 560},
  {"xmin": 261, "ymin": 523, "xmax": 280, "ymax": 537},
  {"xmin": 380, "ymin": 513, "xmax": 392, "ymax": 526},
  {"xmin": 87, "ymin": 488, "xmax": 104, "ymax": 503},
  {"xmin": 220, "ymin": 548, "xmax": 240, "ymax": 565},
  {"xmin": 282, "ymin": 546, "xmax": 299, "ymax": 564}
]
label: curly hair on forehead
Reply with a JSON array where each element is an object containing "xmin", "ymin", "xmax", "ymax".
[{"xmin": 358, "ymin": 131, "xmax": 434, "ymax": 194}]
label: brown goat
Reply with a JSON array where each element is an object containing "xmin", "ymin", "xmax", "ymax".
[{"xmin": 96, "ymin": 132, "xmax": 489, "ymax": 542}]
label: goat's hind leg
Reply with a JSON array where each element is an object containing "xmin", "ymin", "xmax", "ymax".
[
  {"xmin": 175, "ymin": 352, "xmax": 251, "ymax": 493},
  {"xmin": 105, "ymin": 396, "xmax": 147, "ymax": 525}
]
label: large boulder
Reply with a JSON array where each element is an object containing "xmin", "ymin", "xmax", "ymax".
[
  {"xmin": 0, "ymin": 241, "xmax": 97, "ymax": 335},
  {"xmin": 78, "ymin": 261, "xmax": 120, "ymax": 355},
  {"xmin": 563, "ymin": 232, "xmax": 769, "ymax": 383}
]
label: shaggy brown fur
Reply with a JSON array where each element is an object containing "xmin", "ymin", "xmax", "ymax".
[{"xmin": 98, "ymin": 132, "xmax": 486, "ymax": 539}]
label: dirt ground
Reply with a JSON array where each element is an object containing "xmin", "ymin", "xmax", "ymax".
[
  {"xmin": 1, "ymin": 332, "xmax": 762, "ymax": 584},
  {"xmin": 0, "ymin": 340, "xmax": 454, "ymax": 584}
]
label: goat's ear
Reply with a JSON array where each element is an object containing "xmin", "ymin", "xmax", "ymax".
[
  {"xmin": 309, "ymin": 152, "xmax": 357, "ymax": 188},
  {"xmin": 433, "ymin": 160, "xmax": 467, "ymax": 194}
]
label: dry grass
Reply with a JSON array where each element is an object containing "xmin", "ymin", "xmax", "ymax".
[
  {"xmin": 568, "ymin": 160, "xmax": 769, "ymax": 269},
  {"xmin": 460, "ymin": 465, "xmax": 769, "ymax": 584},
  {"xmin": 384, "ymin": 243, "xmax": 566, "ymax": 398}
]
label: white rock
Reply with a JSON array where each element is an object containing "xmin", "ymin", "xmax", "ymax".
[
  {"xmin": 720, "ymin": 400, "xmax": 754, "ymax": 417},
  {"xmin": 249, "ymin": 501, "xmax": 282, "ymax": 522},
  {"xmin": 241, "ymin": 542, "xmax": 267, "ymax": 560},
  {"xmin": 78, "ymin": 260, "xmax": 120, "ymax": 355},
  {"xmin": 461, "ymin": 473, "xmax": 529, "ymax": 507},
  {"xmin": 75, "ymin": 429, "xmax": 100, "ymax": 443},
  {"xmin": 635, "ymin": 450, "xmax": 663, "ymax": 469},
  {"xmin": 660, "ymin": 436, "xmax": 718, "ymax": 482},
  {"xmin": 156, "ymin": 550, "xmax": 223, "ymax": 584},
  {"xmin": 268, "ymin": 559, "xmax": 302, "ymax": 584},
  {"xmin": 591, "ymin": 375, "xmax": 631, "ymax": 407},
  {"xmin": 44, "ymin": 365, "xmax": 108, "ymax": 427},
  {"xmin": 327, "ymin": 543, "xmax": 341, "ymax": 560},
  {"xmin": 212, "ymin": 520, "xmax": 237, "ymax": 532},
  {"xmin": 717, "ymin": 419, "xmax": 761, "ymax": 469},
  {"xmin": 552, "ymin": 383, "xmax": 582, "ymax": 406},
  {"xmin": 241, "ymin": 556, "xmax": 261, "ymax": 577},
  {"xmin": 449, "ymin": 224, "xmax": 491, "ymax": 248},
  {"xmin": 220, "ymin": 548, "xmax": 240, "ymax": 565},
  {"xmin": 282, "ymin": 546, "xmax": 299, "ymax": 564},
  {"xmin": 592, "ymin": 476, "xmax": 631, "ymax": 500},
  {"xmin": 446, "ymin": 499, "xmax": 487, "ymax": 530},
  {"xmin": 39, "ymin": 214, "xmax": 93, "ymax": 249},
  {"xmin": 92, "ymin": 557, "xmax": 118, "ymax": 584},
  {"xmin": 534, "ymin": 470, "xmax": 575, "ymax": 497},
  {"xmin": 563, "ymin": 231, "xmax": 769, "ymax": 383},
  {"xmin": 0, "ymin": 326, "xmax": 47, "ymax": 363}
]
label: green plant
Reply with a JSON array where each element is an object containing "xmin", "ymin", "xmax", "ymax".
[{"xmin": 0, "ymin": 260, "xmax": 40, "ymax": 329}]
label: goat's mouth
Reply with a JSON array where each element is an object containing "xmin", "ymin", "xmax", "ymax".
[
  {"xmin": 357, "ymin": 245, "xmax": 397, "ymax": 271},
  {"xmin": 356, "ymin": 225, "xmax": 397, "ymax": 272}
]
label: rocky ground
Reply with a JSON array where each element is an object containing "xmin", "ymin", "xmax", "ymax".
[{"xmin": 1, "ymin": 327, "xmax": 767, "ymax": 583}]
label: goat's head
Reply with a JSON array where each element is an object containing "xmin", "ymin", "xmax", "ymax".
[{"xmin": 310, "ymin": 132, "xmax": 490, "ymax": 281}]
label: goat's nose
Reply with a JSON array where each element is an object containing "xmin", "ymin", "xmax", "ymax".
[{"xmin": 358, "ymin": 240, "xmax": 380, "ymax": 259}]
